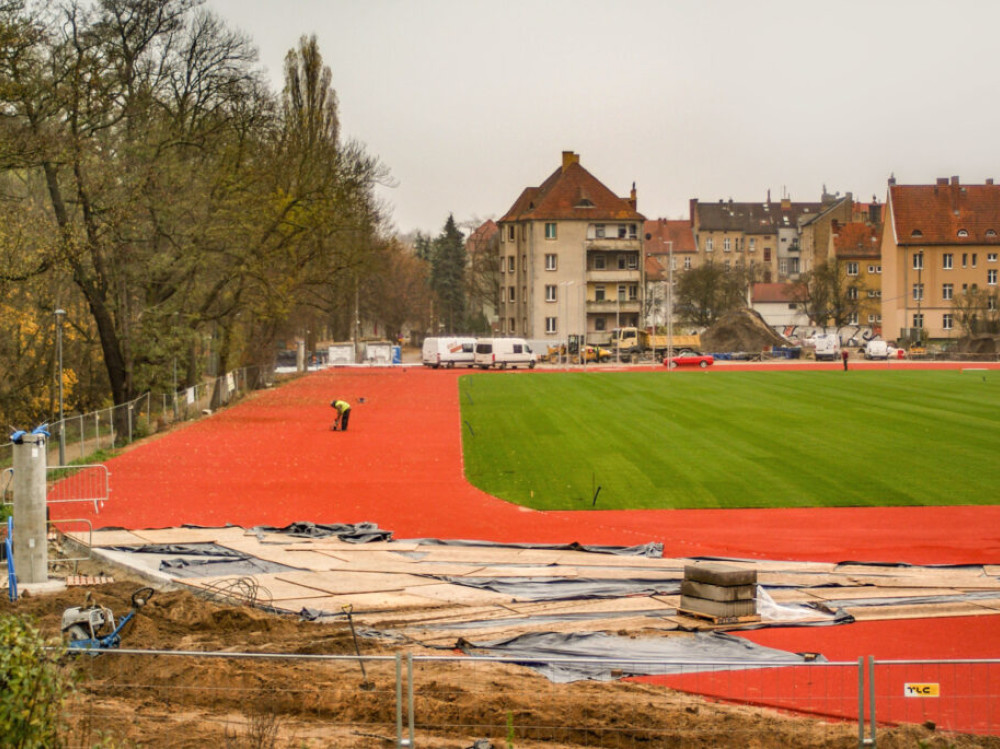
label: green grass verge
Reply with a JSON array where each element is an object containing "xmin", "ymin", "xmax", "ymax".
[{"xmin": 459, "ymin": 369, "xmax": 1000, "ymax": 510}]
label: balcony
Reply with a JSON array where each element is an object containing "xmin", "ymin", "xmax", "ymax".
[
  {"xmin": 587, "ymin": 299, "xmax": 641, "ymax": 315},
  {"xmin": 586, "ymin": 269, "xmax": 642, "ymax": 284}
]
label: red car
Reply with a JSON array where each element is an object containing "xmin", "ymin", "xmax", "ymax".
[{"xmin": 665, "ymin": 352, "xmax": 714, "ymax": 369}]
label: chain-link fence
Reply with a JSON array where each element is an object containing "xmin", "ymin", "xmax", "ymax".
[{"xmin": 0, "ymin": 365, "xmax": 273, "ymax": 471}]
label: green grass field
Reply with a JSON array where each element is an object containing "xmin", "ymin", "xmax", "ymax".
[{"xmin": 459, "ymin": 369, "xmax": 1000, "ymax": 510}]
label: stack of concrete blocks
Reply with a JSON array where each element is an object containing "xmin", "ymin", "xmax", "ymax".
[{"xmin": 679, "ymin": 562, "xmax": 760, "ymax": 623}]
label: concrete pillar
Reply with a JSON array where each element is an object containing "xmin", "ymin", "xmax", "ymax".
[
  {"xmin": 12, "ymin": 433, "xmax": 48, "ymax": 584},
  {"xmin": 296, "ymin": 339, "xmax": 306, "ymax": 372}
]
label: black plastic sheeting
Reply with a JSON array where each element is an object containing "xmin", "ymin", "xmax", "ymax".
[
  {"xmin": 433, "ymin": 575, "xmax": 679, "ymax": 601},
  {"xmin": 250, "ymin": 521, "xmax": 393, "ymax": 543},
  {"xmin": 458, "ymin": 630, "xmax": 825, "ymax": 683},
  {"xmin": 107, "ymin": 543, "xmax": 298, "ymax": 578},
  {"xmin": 407, "ymin": 538, "xmax": 663, "ymax": 558}
]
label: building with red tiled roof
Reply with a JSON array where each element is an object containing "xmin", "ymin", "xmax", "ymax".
[
  {"xmin": 881, "ymin": 176, "xmax": 1000, "ymax": 341},
  {"xmin": 497, "ymin": 152, "xmax": 645, "ymax": 340},
  {"xmin": 643, "ymin": 219, "xmax": 697, "ymax": 329},
  {"xmin": 751, "ymin": 282, "xmax": 810, "ymax": 329}
]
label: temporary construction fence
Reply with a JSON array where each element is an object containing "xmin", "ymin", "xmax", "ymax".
[
  {"xmin": 0, "ymin": 364, "xmax": 273, "ymax": 470},
  {"xmin": 58, "ymin": 649, "xmax": 1000, "ymax": 747}
]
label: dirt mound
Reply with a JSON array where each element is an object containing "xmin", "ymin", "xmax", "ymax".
[{"xmin": 700, "ymin": 307, "xmax": 791, "ymax": 353}]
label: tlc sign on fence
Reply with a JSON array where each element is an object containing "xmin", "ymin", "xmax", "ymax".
[{"xmin": 904, "ymin": 683, "xmax": 940, "ymax": 697}]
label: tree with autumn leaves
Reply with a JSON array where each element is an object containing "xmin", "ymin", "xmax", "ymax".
[{"xmin": 0, "ymin": 1, "xmax": 399, "ymax": 428}]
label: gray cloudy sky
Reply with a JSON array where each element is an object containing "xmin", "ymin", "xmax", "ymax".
[{"xmin": 206, "ymin": 0, "xmax": 1000, "ymax": 236}]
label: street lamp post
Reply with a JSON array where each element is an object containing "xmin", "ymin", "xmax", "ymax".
[
  {"xmin": 667, "ymin": 241, "xmax": 674, "ymax": 369},
  {"xmin": 55, "ymin": 308, "xmax": 66, "ymax": 466}
]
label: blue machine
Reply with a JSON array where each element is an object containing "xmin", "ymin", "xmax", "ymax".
[{"xmin": 62, "ymin": 587, "xmax": 155, "ymax": 651}]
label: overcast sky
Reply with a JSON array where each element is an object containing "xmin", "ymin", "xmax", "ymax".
[{"xmin": 206, "ymin": 0, "xmax": 1000, "ymax": 237}]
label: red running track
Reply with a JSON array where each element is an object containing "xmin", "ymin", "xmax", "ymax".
[{"xmin": 50, "ymin": 363, "xmax": 1000, "ymax": 735}]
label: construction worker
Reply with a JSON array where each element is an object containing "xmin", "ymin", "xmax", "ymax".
[{"xmin": 331, "ymin": 399, "xmax": 351, "ymax": 431}]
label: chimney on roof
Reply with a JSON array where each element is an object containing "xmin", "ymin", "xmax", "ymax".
[
  {"xmin": 988, "ymin": 178, "xmax": 995, "ymax": 185},
  {"xmin": 869, "ymin": 201, "xmax": 880, "ymax": 225},
  {"xmin": 951, "ymin": 176, "xmax": 960, "ymax": 186},
  {"xmin": 888, "ymin": 175, "xmax": 896, "ymax": 187},
  {"xmin": 629, "ymin": 182, "xmax": 637, "ymax": 209},
  {"xmin": 937, "ymin": 177, "xmax": 949, "ymax": 186},
  {"xmin": 561, "ymin": 151, "xmax": 579, "ymax": 172},
  {"xmin": 781, "ymin": 197, "xmax": 791, "ymax": 210}
]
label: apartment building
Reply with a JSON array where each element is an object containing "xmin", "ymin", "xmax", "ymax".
[
  {"xmin": 881, "ymin": 176, "xmax": 1000, "ymax": 342},
  {"xmin": 833, "ymin": 221, "xmax": 883, "ymax": 334},
  {"xmin": 497, "ymin": 151, "xmax": 645, "ymax": 341},
  {"xmin": 643, "ymin": 219, "xmax": 697, "ymax": 329}
]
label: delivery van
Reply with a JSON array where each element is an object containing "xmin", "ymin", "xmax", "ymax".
[
  {"xmin": 422, "ymin": 336, "xmax": 476, "ymax": 368},
  {"xmin": 474, "ymin": 338, "xmax": 537, "ymax": 369},
  {"xmin": 811, "ymin": 334, "xmax": 841, "ymax": 361},
  {"xmin": 864, "ymin": 339, "xmax": 890, "ymax": 360}
]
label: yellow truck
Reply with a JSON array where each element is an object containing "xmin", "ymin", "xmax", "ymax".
[
  {"xmin": 547, "ymin": 344, "xmax": 613, "ymax": 364},
  {"xmin": 609, "ymin": 327, "xmax": 701, "ymax": 360}
]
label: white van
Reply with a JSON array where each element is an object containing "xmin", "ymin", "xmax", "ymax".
[
  {"xmin": 422, "ymin": 337, "xmax": 476, "ymax": 369},
  {"xmin": 864, "ymin": 339, "xmax": 890, "ymax": 360},
  {"xmin": 474, "ymin": 338, "xmax": 537, "ymax": 370},
  {"xmin": 811, "ymin": 334, "xmax": 841, "ymax": 361}
]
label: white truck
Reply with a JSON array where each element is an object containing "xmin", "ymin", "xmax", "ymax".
[{"xmin": 864, "ymin": 339, "xmax": 890, "ymax": 360}]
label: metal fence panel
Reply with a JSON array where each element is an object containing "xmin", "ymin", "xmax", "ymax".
[{"xmin": 872, "ymin": 658, "xmax": 1000, "ymax": 737}]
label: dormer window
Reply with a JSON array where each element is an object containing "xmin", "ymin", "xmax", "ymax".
[
  {"xmin": 911, "ymin": 229, "xmax": 923, "ymax": 238},
  {"xmin": 987, "ymin": 229, "xmax": 997, "ymax": 238},
  {"xmin": 958, "ymin": 229, "xmax": 969, "ymax": 238}
]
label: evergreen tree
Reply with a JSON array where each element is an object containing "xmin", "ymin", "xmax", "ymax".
[{"xmin": 430, "ymin": 215, "xmax": 467, "ymax": 333}]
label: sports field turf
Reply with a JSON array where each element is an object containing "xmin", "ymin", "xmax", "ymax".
[{"xmin": 459, "ymin": 369, "xmax": 1000, "ymax": 510}]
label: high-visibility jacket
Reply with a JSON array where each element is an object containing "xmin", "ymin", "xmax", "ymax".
[{"xmin": 332, "ymin": 400, "xmax": 351, "ymax": 414}]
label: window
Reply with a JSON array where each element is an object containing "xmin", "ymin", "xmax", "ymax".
[
  {"xmin": 778, "ymin": 258, "xmax": 788, "ymax": 275},
  {"xmin": 848, "ymin": 312, "xmax": 859, "ymax": 325},
  {"xmin": 628, "ymin": 284, "xmax": 638, "ymax": 301},
  {"xmin": 724, "ymin": 238, "xmax": 731, "ymax": 252},
  {"xmin": 545, "ymin": 317, "xmax": 557, "ymax": 334},
  {"xmin": 868, "ymin": 265, "xmax": 877, "ymax": 274},
  {"xmin": 683, "ymin": 257, "xmax": 692, "ymax": 270},
  {"xmin": 912, "ymin": 283, "xmax": 924, "ymax": 301},
  {"xmin": 508, "ymin": 317, "xmax": 515, "ymax": 332},
  {"xmin": 545, "ymin": 253, "xmax": 557, "ymax": 270},
  {"xmin": 972, "ymin": 253, "xmax": 978, "ymax": 268},
  {"xmin": 989, "ymin": 253, "xmax": 998, "ymax": 262},
  {"xmin": 594, "ymin": 285, "xmax": 606, "ymax": 302},
  {"xmin": 943, "ymin": 253, "xmax": 953, "ymax": 269},
  {"xmin": 629, "ymin": 224, "xmax": 638, "ymax": 239},
  {"xmin": 962, "ymin": 253, "xmax": 968, "ymax": 267},
  {"xmin": 705, "ymin": 237, "xmax": 714, "ymax": 252},
  {"xmin": 508, "ymin": 256, "xmax": 515, "ymax": 273},
  {"xmin": 990, "ymin": 296, "xmax": 998, "ymax": 311},
  {"xmin": 595, "ymin": 224, "xmax": 606, "ymax": 238},
  {"xmin": 763, "ymin": 248, "xmax": 771, "ymax": 262},
  {"xmin": 594, "ymin": 254, "xmax": 606, "ymax": 270},
  {"xmin": 913, "ymin": 313, "xmax": 924, "ymax": 329},
  {"xmin": 958, "ymin": 229, "xmax": 969, "ymax": 238},
  {"xmin": 749, "ymin": 238, "xmax": 756, "ymax": 252},
  {"xmin": 508, "ymin": 286, "xmax": 515, "ymax": 302},
  {"xmin": 522, "ymin": 255, "xmax": 526, "ymax": 270},
  {"xmin": 846, "ymin": 262, "xmax": 859, "ymax": 276},
  {"xmin": 545, "ymin": 285, "xmax": 557, "ymax": 302},
  {"xmin": 617, "ymin": 224, "xmax": 627, "ymax": 239},
  {"xmin": 627, "ymin": 254, "xmax": 638, "ymax": 269},
  {"xmin": 989, "ymin": 269, "xmax": 998, "ymax": 286},
  {"xmin": 545, "ymin": 222, "xmax": 557, "ymax": 239},
  {"xmin": 943, "ymin": 313, "xmax": 953, "ymax": 331},
  {"xmin": 942, "ymin": 283, "xmax": 953, "ymax": 300},
  {"xmin": 789, "ymin": 258, "xmax": 800, "ymax": 274},
  {"xmin": 500, "ymin": 287, "xmax": 506, "ymax": 303},
  {"xmin": 913, "ymin": 252, "xmax": 923, "ymax": 270},
  {"xmin": 618, "ymin": 255, "xmax": 627, "ymax": 270},
  {"xmin": 507, "ymin": 225, "xmax": 515, "ymax": 241},
  {"xmin": 617, "ymin": 284, "xmax": 626, "ymax": 301},
  {"xmin": 724, "ymin": 259, "xmax": 731, "ymax": 270},
  {"xmin": 867, "ymin": 314, "xmax": 877, "ymax": 323},
  {"xmin": 595, "ymin": 318, "xmax": 606, "ymax": 331},
  {"xmin": 847, "ymin": 287, "xmax": 858, "ymax": 300}
]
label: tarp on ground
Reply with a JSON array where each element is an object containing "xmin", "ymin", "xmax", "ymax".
[
  {"xmin": 407, "ymin": 538, "xmax": 664, "ymax": 558},
  {"xmin": 458, "ymin": 630, "xmax": 825, "ymax": 683},
  {"xmin": 435, "ymin": 575, "xmax": 679, "ymax": 601}
]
